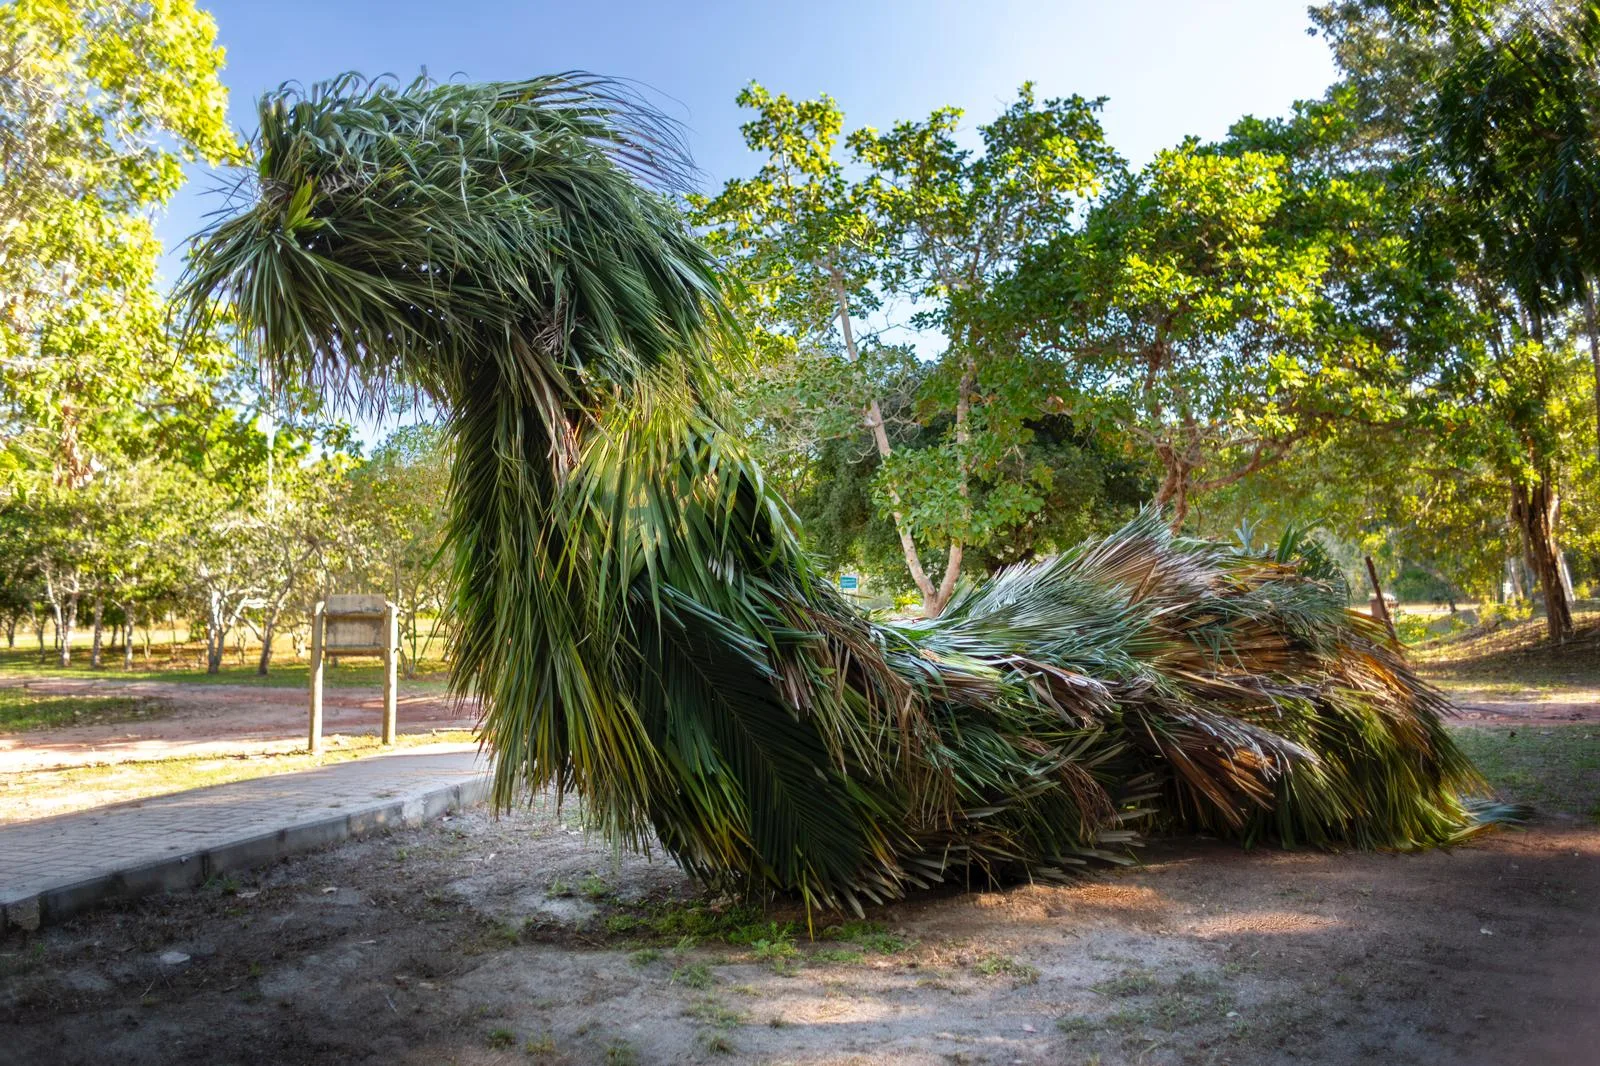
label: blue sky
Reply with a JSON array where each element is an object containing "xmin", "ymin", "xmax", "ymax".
[{"xmin": 159, "ymin": 0, "xmax": 1336, "ymax": 271}]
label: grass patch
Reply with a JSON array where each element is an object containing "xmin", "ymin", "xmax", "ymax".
[
  {"xmin": 0, "ymin": 730, "xmax": 478, "ymax": 821},
  {"xmin": 819, "ymin": 920, "xmax": 911, "ymax": 954},
  {"xmin": 598, "ymin": 899, "xmax": 806, "ymax": 950},
  {"xmin": 0, "ymin": 686, "xmax": 170, "ymax": 734},
  {"xmin": 603, "ymin": 1039, "xmax": 638, "ymax": 1065},
  {"xmin": 685, "ymin": 998, "xmax": 746, "ymax": 1029},
  {"xmin": 1092, "ymin": 968, "xmax": 1158, "ymax": 997},
  {"xmin": 0, "ymin": 646, "xmax": 454, "ymax": 692},
  {"xmin": 1414, "ymin": 611, "xmax": 1600, "ymax": 691},
  {"xmin": 974, "ymin": 953, "xmax": 1040, "ymax": 985},
  {"xmin": 670, "ymin": 963, "xmax": 715, "ymax": 989},
  {"xmin": 1450, "ymin": 725, "xmax": 1600, "ymax": 819}
]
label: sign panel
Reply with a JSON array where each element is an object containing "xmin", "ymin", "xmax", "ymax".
[
  {"xmin": 839, "ymin": 574, "xmax": 859, "ymax": 591},
  {"xmin": 324, "ymin": 593, "xmax": 388, "ymax": 652}
]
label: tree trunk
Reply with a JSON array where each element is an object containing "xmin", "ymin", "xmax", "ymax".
[
  {"xmin": 1153, "ymin": 445, "xmax": 1190, "ymax": 532},
  {"xmin": 206, "ymin": 592, "xmax": 225, "ymax": 674},
  {"xmin": 58, "ymin": 592, "xmax": 77, "ymax": 668},
  {"xmin": 1364, "ymin": 556, "xmax": 1399, "ymax": 643},
  {"xmin": 923, "ymin": 356, "xmax": 977, "ymax": 619},
  {"xmin": 828, "ymin": 267, "xmax": 944, "ymax": 616},
  {"xmin": 1511, "ymin": 475, "xmax": 1574, "ymax": 642},
  {"xmin": 4, "ymin": 616, "xmax": 13, "ymax": 648},
  {"xmin": 257, "ymin": 612, "xmax": 276, "ymax": 676},
  {"xmin": 89, "ymin": 596, "xmax": 105, "ymax": 669},
  {"xmin": 123, "ymin": 603, "xmax": 135, "ymax": 671}
]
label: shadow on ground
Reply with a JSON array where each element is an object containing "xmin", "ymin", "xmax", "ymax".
[{"xmin": 2, "ymin": 796, "xmax": 1596, "ymax": 1066}]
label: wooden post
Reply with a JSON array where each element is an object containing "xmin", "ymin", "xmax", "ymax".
[
  {"xmin": 308, "ymin": 599, "xmax": 326, "ymax": 753},
  {"xmin": 1364, "ymin": 556, "xmax": 1399, "ymax": 644},
  {"xmin": 381, "ymin": 600, "xmax": 398, "ymax": 745}
]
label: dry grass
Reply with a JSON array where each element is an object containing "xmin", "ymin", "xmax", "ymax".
[
  {"xmin": 0, "ymin": 687, "xmax": 171, "ymax": 734},
  {"xmin": 0, "ymin": 730, "xmax": 478, "ymax": 822},
  {"xmin": 1414, "ymin": 606, "xmax": 1600, "ymax": 693}
]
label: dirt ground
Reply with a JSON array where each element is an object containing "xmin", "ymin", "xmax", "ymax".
[
  {"xmin": 1449, "ymin": 688, "xmax": 1600, "ymax": 725},
  {"xmin": 0, "ymin": 677, "xmax": 477, "ymax": 772},
  {"xmin": 2, "ymin": 796, "xmax": 1596, "ymax": 1066}
]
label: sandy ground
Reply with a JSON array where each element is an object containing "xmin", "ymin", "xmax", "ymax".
[
  {"xmin": 0, "ymin": 678, "xmax": 479, "ymax": 772},
  {"xmin": 1, "ymin": 799, "xmax": 1595, "ymax": 1066}
]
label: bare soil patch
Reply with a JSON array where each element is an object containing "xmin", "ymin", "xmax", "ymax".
[{"xmin": 3, "ymin": 798, "xmax": 1595, "ymax": 1066}]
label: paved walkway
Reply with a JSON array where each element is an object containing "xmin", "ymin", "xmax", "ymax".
[{"xmin": 0, "ymin": 749, "xmax": 490, "ymax": 931}]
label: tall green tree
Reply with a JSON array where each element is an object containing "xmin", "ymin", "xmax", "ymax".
[
  {"xmin": 696, "ymin": 84, "xmax": 1117, "ymax": 615},
  {"xmin": 1018, "ymin": 143, "xmax": 1341, "ymax": 529},
  {"xmin": 0, "ymin": 0, "xmax": 236, "ymax": 483},
  {"xmin": 1310, "ymin": 0, "xmax": 1596, "ymax": 639}
]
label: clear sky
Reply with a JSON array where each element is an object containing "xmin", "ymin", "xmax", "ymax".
[{"xmin": 159, "ymin": 0, "xmax": 1337, "ymax": 272}]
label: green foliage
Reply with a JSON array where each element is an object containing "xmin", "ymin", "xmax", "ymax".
[
  {"xmin": 670, "ymin": 963, "xmax": 715, "ymax": 990},
  {"xmin": 696, "ymin": 83, "xmax": 1121, "ymax": 613},
  {"xmin": 0, "ymin": 0, "xmax": 238, "ymax": 481},
  {"xmin": 1012, "ymin": 118, "xmax": 1419, "ymax": 529}
]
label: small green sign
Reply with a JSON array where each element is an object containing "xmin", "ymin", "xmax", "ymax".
[{"xmin": 839, "ymin": 574, "xmax": 859, "ymax": 591}]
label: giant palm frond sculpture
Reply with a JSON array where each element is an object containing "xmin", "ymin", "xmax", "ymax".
[{"xmin": 181, "ymin": 74, "xmax": 1489, "ymax": 914}]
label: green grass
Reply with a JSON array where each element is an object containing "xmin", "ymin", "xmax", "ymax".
[
  {"xmin": 598, "ymin": 900, "xmax": 803, "ymax": 948},
  {"xmin": 1091, "ymin": 969, "xmax": 1159, "ymax": 997},
  {"xmin": 0, "ymin": 686, "xmax": 169, "ymax": 734},
  {"xmin": 2, "ymin": 730, "xmax": 479, "ymax": 821},
  {"xmin": 974, "ymin": 954, "xmax": 1040, "ymax": 985},
  {"xmin": 1450, "ymin": 725, "xmax": 1600, "ymax": 820},
  {"xmin": 819, "ymin": 920, "xmax": 911, "ymax": 954},
  {"xmin": 670, "ymin": 963, "xmax": 715, "ymax": 989},
  {"xmin": 0, "ymin": 646, "xmax": 453, "ymax": 692}
]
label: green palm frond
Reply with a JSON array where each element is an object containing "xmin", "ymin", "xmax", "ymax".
[{"xmin": 180, "ymin": 73, "xmax": 1495, "ymax": 914}]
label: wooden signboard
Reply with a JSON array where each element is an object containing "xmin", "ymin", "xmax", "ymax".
[
  {"xmin": 307, "ymin": 595, "xmax": 399, "ymax": 753},
  {"xmin": 324, "ymin": 594, "xmax": 388, "ymax": 651}
]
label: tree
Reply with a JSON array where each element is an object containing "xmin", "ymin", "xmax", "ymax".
[
  {"xmin": 239, "ymin": 458, "xmax": 345, "ymax": 674},
  {"xmin": 695, "ymin": 84, "xmax": 1118, "ymax": 615},
  {"xmin": 1015, "ymin": 129, "xmax": 1425, "ymax": 531},
  {"xmin": 0, "ymin": 0, "xmax": 237, "ymax": 484},
  {"xmin": 1308, "ymin": 0, "xmax": 1594, "ymax": 639},
  {"xmin": 343, "ymin": 425, "xmax": 451, "ymax": 675}
]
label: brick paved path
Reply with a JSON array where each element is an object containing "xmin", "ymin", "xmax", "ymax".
[{"xmin": 0, "ymin": 749, "xmax": 489, "ymax": 930}]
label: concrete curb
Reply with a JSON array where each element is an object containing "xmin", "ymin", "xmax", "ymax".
[{"xmin": 2, "ymin": 775, "xmax": 489, "ymax": 932}]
